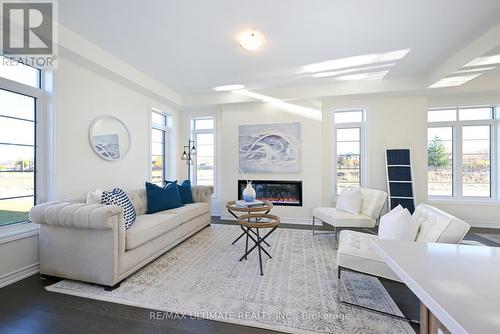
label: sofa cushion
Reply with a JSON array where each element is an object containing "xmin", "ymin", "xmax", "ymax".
[
  {"xmin": 336, "ymin": 187, "xmax": 362, "ymax": 214},
  {"xmin": 313, "ymin": 207, "xmax": 376, "ymax": 228},
  {"xmin": 102, "ymin": 188, "xmax": 136, "ymax": 229},
  {"xmin": 378, "ymin": 206, "xmax": 420, "ymax": 241},
  {"xmin": 337, "ymin": 230, "xmax": 400, "ymax": 282},
  {"xmin": 125, "ymin": 202, "xmax": 209, "ymax": 250},
  {"xmin": 166, "ymin": 180, "xmax": 195, "ymax": 204}
]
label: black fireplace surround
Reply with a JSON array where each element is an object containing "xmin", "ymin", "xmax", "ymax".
[{"xmin": 238, "ymin": 180, "xmax": 303, "ymax": 207}]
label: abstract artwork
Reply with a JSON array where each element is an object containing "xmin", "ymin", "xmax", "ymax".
[
  {"xmin": 239, "ymin": 122, "xmax": 301, "ymax": 173},
  {"xmin": 92, "ymin": 134, "xmax": 120, "ymax": 160}
]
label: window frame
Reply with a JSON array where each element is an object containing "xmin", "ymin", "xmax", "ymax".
[
  {"xmin": 150, "ymin": 109, "xmax": 170, "ymax": 185},
  {"xmin": 190, "ymin": 116, "xmax": 216, "ymax": 194},
  {"xmin": 0, "ymin": 61, "xmax": 42, "ymax": 227},
  {"xmin": 427, "ymin": 106, "xmax": 497, "ymax": 202},
  {"xmin": 332, "ymin": 109, "xmax": 366, "ymax": 195}
]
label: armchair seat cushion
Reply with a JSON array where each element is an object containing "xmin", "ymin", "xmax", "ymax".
[
  {"xmin": 313, "ymin": 207, "xmax": 376, "ymax": 228},
  {"xmin": 126, "ymin": 202, "xmax": 209, "ymax": 250},
  {"xmin": 337, "ymin": 230, "xmax": 401, "ymax": 281}
]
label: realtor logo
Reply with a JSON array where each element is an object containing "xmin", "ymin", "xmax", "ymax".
[{"xmin": 1, "ymin": 0, "xmax": 58, "ymax": 68}]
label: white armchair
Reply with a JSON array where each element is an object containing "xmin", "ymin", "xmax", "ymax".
[
  {"xmin": 312, "ymin": 188, "xmax": 387, "ymax": 239},
  {"xmin": 336, "ymin": 204, "xmax": 470, "ymax": 321}
]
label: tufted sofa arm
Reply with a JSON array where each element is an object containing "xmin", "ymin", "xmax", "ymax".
[
  {"xmin": 29, "ymin": 201, "xmax": 124, "ymax": 230},
  {"xmin": 192, "ymin": 185, "xmax": 214, "ymax": 204}
]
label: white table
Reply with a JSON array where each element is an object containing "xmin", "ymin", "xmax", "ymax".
[{"xmin": 371, "ymin": 239, "xmax": 500, "ymax": 334}]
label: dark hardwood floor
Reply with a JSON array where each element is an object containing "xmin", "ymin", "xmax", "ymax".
[{"xmin": 0, "ymin": 220, "xmax": 498, "ymax": 334}]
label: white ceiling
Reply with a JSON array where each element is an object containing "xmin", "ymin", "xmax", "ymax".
[{"xmin": 59, "ymin": 0, "xmax": 500, "ymax": 97}]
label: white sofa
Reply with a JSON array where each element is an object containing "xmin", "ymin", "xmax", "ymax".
[
  {"xmin": 29, "ymin": 186, "xmax": 213, "ymax": 288},
  {"xmin": 337, "ymin": 204, "xmax": 470, "ymax": 282}
]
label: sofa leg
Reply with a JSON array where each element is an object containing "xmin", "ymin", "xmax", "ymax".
[{"xmin": 104, "ymin": 282, "xmax": 121, "ymax": 291}]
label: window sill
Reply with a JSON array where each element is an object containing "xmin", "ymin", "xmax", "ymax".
[
  {"xmin": 428, "ymin": 198, "xmax": 499, "ymax": 206},
  {"xmin": 0, "ymin": 222, "xmax": 39, "ymax": 245}
]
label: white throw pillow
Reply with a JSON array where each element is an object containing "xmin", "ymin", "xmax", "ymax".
[
  {"xmin": 378, "ymin": 207, "xmax": 420, "ymax": 241},
  {"xmin": 336, "ymin": 187, "xmax": 362, "ymax": 215},
  {"xmin": 86, "ymin": 188, "xmax": 103, "ymax": 204}
]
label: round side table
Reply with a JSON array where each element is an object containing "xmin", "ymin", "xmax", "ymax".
[
  {"xmin": 226, "ymin": 200, "xmax": 273, "ymax": 246},
  {"xmin": 236, "ymin": 213, "xmax": 280, "ymax": 276}
]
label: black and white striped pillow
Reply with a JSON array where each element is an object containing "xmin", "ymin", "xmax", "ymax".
[{"xmin": 101, "ymin": 188, "xmax": 136, "ymax": 229}]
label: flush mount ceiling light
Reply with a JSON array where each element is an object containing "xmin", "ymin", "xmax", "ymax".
[
  {"xmin": 239, "ymin": 30, "xmax": 265, "ymax": 51},
  {"xmin": 213, "ymin": 84, "xmax": 245, "ymax": 92}
]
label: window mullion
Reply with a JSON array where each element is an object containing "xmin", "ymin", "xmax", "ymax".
[{"xmin": 455, "ymin": 125, "xmax": 463, "ymax": 198}]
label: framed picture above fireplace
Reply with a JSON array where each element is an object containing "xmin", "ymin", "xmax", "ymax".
[
  {"xmin": 238, "ymin": 180, "xmax": 303, "ymax": 207},
  {"xmin": 239, "ymin": 122, "xmax": 301, "ymax": 173}
]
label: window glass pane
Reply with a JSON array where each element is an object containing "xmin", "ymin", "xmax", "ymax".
[
  {"xmin": 462, "ymin": 125, "xmax": 490, "ymax": 140},
  {"xmin": 0, "ymin": 145, "xmax": 34, "ymax": 171},
  {"xmin": 337, "ymin": 128, "xmax": 360, "ymax": 141},
  {"xmin": 151, "ymin": 128, "xmax": 163, "ymax": 142},
  {"xmin": 195, "ymin": 118, "xmax": 214, "ymax": 130},
  {"xmin": 0, "ymin": 117, "xmax": 34, "ymax": 145},
  {"xmin": 459, "ymin": 108, "xmax": 492, "ymax": 121},
  {"xmin": 336, "ymin": 127, "xmax": 360, "ymax": 193},
  {"xmin": 334, "ymin": 111, "xmax": 363, "ymax": 124},
  {"xmin": 337, "ymin": 142, "xmax": 360, "ymax": 155},
  {"xmin": 151, "ymin": 112, "xmax": 166, "ymax": 126},
  {"xmin": 193, "ymin": 118, "xmax": 215, "ymax": 190},
  {"xmin": 428, "ymin": 109, "xmax": 456, "ymax": 122},
  {"xmin": 196, "ymin": 144, "xmax": 214, "ymax": 157},
  {"xmin": 196, "ymin": 133, "xmax": 214, "ymax": 145},
  {"xmin": 0, "ymin": 55, "xmax": 39, "ymax": 88},
  {"xmin": 463, "ymin": 126, "xmax": 490, "ymax": 197},
  {"xmin": 427, "ymin": 127, "xmax": 453, "ymax": 196},
  {"xmin": 0, "ymin": 89, "xmax": 35, "ymax": 120},
  {"xmin": 151, "ymin": 155, "xmax": 164, "ymax": 184},
  {"xmin": 151, "ymin": 142, "xmax": 164, "ymax": 155},
  {"xmin": 0, "ymin": 196, "xmax": 34, "ymax": 226},
  {"xmin": 151, "ymin": 112, "xmax": 168, "ymax": 184},
  {"xmin": 0, "ymin": 172, "xmax": 34, "ymax": 199}
]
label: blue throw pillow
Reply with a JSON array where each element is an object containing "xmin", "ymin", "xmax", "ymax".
[
  {"xmin": 177, "ymin": 180, "xmax": 194, "ymax": 204},
  {"xmin": 101, "ymin": 188, "xmax": 136, "ymax": 229},
  {"xmin": 145, "ymin": 182, "xmax": 184, "ymax": 214},
  {"xmin": 165, "ymin": 180, "xmax": 194, "ymax": 204}
]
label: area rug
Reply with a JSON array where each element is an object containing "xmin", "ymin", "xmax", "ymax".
[
  {"xmin": 474, "ymin": 233, "xmax": 500, "ymax": 245},
  {"xmin": 46, "ymin": 225, "xmax": 414, "ymax": 334}
]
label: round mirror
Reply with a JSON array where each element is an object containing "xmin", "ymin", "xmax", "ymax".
[{"xmin": 89, "ymin": 116, "xmax": 130, "ymax": 161}]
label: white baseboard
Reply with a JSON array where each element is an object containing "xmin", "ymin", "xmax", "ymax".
[
  {"xmin": 219, "ymin": 214, "xmax": 312, "ymax": 225},
  {"xmin": 0, "ymin": 263, "xmax": 39, "ymax": 288}
]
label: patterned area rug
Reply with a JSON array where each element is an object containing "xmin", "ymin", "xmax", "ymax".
[
  {"xmin": 47, "ymin": 225, "xmax": 414, "ymax": 334},
  {"xmin": 474, "ymin": 233, "xmax": 500, "ymax": 245}
]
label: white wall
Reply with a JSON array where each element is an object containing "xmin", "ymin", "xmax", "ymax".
[
  {"xmin": 218, "ymin": 102, "xmax": 323, "ymax": 223},
  {"xmin": 207, "ymin": 93, "xmax": 499, "ymax": 227},
  {"xmin": 322, "ymin": 96, "xmax": 428, "ymax": 209},
  {"xmin": 51, "ymin": 57, "xmax": 183, "ymax": 200},
  {"xmin": 1, "ymin": 52, "xmax": 183, "ymax": 288}
]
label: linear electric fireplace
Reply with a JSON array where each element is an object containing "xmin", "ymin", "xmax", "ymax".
[{"xmin": 238, "ymin": 180, "xmax": 303, "ymax": 206}]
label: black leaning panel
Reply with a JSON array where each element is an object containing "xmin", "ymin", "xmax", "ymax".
[
  {"xmin": 390, "ymin": 198, "xmax": 415, "ymax": 214},
  {"xmin": 386, "ymin": 149, "xmax": 411, "ymax": 165},
  {"xmin": 389, "ymin": 182, "xmax": 413, "ymax": 197},
  {"xmin": 388, "ymin": 166, "xmax": 412, "ymax": 181}
]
